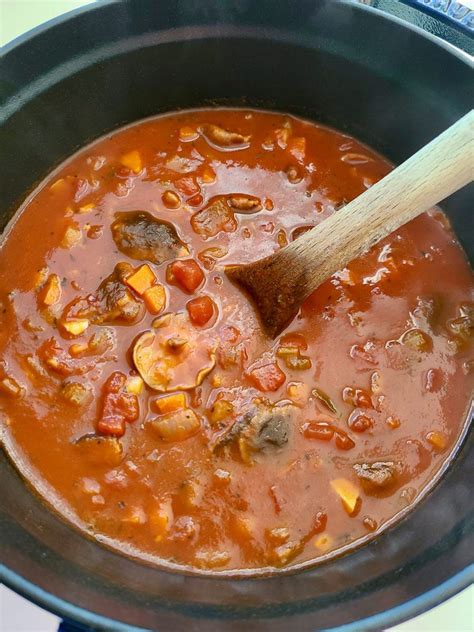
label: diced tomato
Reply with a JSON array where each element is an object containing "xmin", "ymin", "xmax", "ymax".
[
  {"xmin": 174, "ymin": 176, "xmax": 199, "ymax": 197},
  {"xmin": 247, "ymin": 362, "xmax": 286, "ymax": 392},
  {"xmin": 98, "ymin": 371, "xmax": 139, "ymax": 437},
  {"xmin": 187, "ymin": 296, "xmax": 215, "ymax": 326},
  {"xmin": 170, "ymin": 259, "xmax": 204, "ymax": 293}
]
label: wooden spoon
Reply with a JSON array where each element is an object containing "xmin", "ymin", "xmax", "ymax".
[{"xmin": 226, "ymin": 110, "xmax": 473, "ymax": 338}]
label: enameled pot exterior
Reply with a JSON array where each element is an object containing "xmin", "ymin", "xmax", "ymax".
[{"xmin": 1, "ymin": 1, "xmax": 472, "ymax": 630}]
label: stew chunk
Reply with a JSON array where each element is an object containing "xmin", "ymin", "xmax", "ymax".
[
  {"xmin": 133, "ymin": 313, "xmax": 216, "ymax": 392},
  {"xmin": 111, "ymin": 211, "xmax": 188, "ymax": 264}
]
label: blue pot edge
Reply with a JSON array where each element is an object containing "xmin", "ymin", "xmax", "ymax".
[{"xmin": 1, "ymin": 563, "xmax": 473, "ymax": 631}]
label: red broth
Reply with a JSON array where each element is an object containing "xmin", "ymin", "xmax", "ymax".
[{"xmin": 0, "ymin": 109, "xmax": 472, "ymax": 573}]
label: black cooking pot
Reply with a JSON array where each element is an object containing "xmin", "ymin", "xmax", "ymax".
[{"xmin": 1, "ymin": 1, "xmax": 473, "ymax": 630}]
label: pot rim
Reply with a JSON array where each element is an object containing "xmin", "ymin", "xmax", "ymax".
[{"xmin": 1, "ymin": 0, "xmax": 472, "ymax": 629}]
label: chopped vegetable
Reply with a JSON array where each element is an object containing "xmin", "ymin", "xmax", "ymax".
[
  {"xmin": 0, "ymin": 376, "xmax": 24, "ymax": 398},
  {"xmin": 313, "ymin": 534, "xmax": 333, "ymax": 551},
  {"xmin": 133, "ymin": 313, "xmax": 216, "ymax": 392},
  {"xmin": 247, "ymin": 363, "xmax": 286, "ymax": 392},
  {"xmin": 186, "ymin": 295, "xmax": 215, "ymax": 326},
  {"xmin": 61, "ymin": 224, "xmax": 82, "ymax": 249},
  {"xmin": 401, "ymin": 328, "xmax": 432, "ymax": 352},
  {"xmin": 191, "ymin": 197, "xmax": 237, "ymax": 237},
  {"xmin": 120, "ymin": 150, "xmax": 142, "ymax": 173},
  {"xmin": 162, "ymin": 190, "xmax": 181, "ymax": 209},
  {"xmin": 284, "ymin": 354, "xmax": 312, "ymax": 370},
  {"xmin": 111, "ymin": 211, "xmax": 188, "ymax": 264},
  {"xmin": 353, "ymin": 461, "xmax": 397, "ymax": 490},
  {"xmin": 125, "ymin": 375, "xmax": 144, "ymax": 395},
  {"xmin": 143, "ymin": 284, "xmax": 166, "ymax": 315},
  {"xmin": 426, "ymin": 431, "xmax": 447, "ymax": 450},
  {"xmin": 227, "ymin": 194, "xmax": 262, "ymax": 213},
  {"xmin": 61, "ymin": 381, "xmax": 92, "ymax": 406},
  {"xmin": 97, "ymin": 371, "xmax": 139, "ymax": 437},
  {"xmin": 200, "ymin": 123, "xmax": 250, "ymax": 149},
  {"xmin": 312, "ymin": 388, "xmax": 338, "ymax": 414},
  {"xmin": 125, "ymin": 264, "xmax": 157, "ymax": 295},
  {"xmin": 38, "ymin": 274, "xmax": 62, "ymax": 307},
  {"xmin": 208, "ymin": 399, "xmax": 234, "ymax": 424},
  {"xmin": 152, "ymin": 393, "xmax": 186, "ymax": 415},
  {"xmin": 194, "ymin": 550, "xmax": 230, "ymax": 569},
  {"xmin": 169, "ymin": 259, "xmax": 204, "ymax": 293},
  {"xmin": 347, "ymin": 411, "xmax": 374, "ymax": 433},
  {"xmin": 150, "ymin": 408, "xmax": 200, "ymax": 441},
  {"xmin": 269, "ymin": 540, "xmax": 303, "ymax": 566},
  {"xmin": 265, "ymin": 527, "xmax": 290, "ymax": 545},
  {"xmin": 61, "ymin": 318, "xmax": 90, "ymax": 336},
  {"xmin": 342, "ymin": 387, "xmax": 372, "ymax": 408},
  {"xmin": 330, "ymin": 478, "xmax": 360, "ymax": 515},
  {"xmin": 75, "ymin": 434, "xmax": 123, "ymax": 467},
  {"xmin": 302, "ymin": 419, "xmax": 334, "ymax": 442}
]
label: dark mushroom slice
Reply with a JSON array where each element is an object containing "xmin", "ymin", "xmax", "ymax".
[
  {"xmin": 212, "ymin": 400, "xmax": 294, "ymax": 463},
  {"xmin": 353, "ymin": 461, "xmax": 399, "ymax": 492},
  {"xmin": 111, "ymin": 211, "xmax": 189, "ymax": 264},
  {"xmin": 61, "ymin": 262, "xmax": 143, "ymax": 326}
]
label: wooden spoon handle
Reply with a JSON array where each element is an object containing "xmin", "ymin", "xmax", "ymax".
[{"xmin": 291, "ymin": 110, "xmax": 473, "ymax": 294}]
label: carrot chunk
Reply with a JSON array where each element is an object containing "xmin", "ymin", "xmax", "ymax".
[
  {"xmin": 248, "ymin": 363, "xmax": 286, "ymax": 392},
  {"xmin": 126, "ymin": 264, "xmax": 156, "ymax": 295},
  {"xmin": 170, "ymin": 259, "xmax": 204, "ymax": 293},
  {"xmin": 186, "ymin": 295, "xmax": 215, "ymax": 326},
  {"xmin": 143, "ymin": 284, "xmax": 166, "ymax": 314},
  {"xmin": 151, "ymin": 393, "xmax": 186, "ymax": 415}
]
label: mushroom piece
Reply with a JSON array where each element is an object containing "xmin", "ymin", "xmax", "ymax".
[
  {"xmin": 212, "ymin": 400, "xmax": 294, "ymax": 462},
  {"xmin": 353, "ymin": 461, "xmax": 398, "ymax": 491},
  {"xmin": 133, "ymin": 312, "xmax": 216, "ymax": 392},
  {"xmin": 200, "ymin": 124, "xmax": 251, "ymax": 150},
  {"xmin": 111, "ymin": 211, "xmax": 189, "ymax": 264}
]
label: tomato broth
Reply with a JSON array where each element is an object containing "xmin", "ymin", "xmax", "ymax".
[{"xmin": 0, "ymin": 109, "xmax": 472, "ymax": 573}]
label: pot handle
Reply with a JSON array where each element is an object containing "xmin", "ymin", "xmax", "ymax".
[{"xmin": 356, "ymin": 0, "xmax": 473, "ymax": 53}]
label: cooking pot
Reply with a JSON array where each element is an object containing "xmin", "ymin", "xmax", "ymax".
[{"xmin": 1, "ymin": 1, "xmax": 473, "ymax": 630}]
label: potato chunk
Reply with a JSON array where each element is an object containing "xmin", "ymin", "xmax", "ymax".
[
  {"xmin": 133, "ymin": 313, "xmax": 216, "ymax": 392},
  {"xmin": 330, "ymin": 478, "xmax": 360, "ymax": 515},
  {"xmin": 75, "ymin": 434, "xmax": 123, "ymax": 466},
  {"xmin": 149, "ymin": 408, "xmax": 201, "ymax": 441}
]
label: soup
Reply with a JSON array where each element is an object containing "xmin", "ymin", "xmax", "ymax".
[{"xmin": 0, "ymin": 109, "xmax": 472, "ymax": 573}]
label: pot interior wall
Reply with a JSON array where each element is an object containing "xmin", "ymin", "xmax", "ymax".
[{"xmin": 1, "ymin": 1, "xmax": 472, "ymax": 630}]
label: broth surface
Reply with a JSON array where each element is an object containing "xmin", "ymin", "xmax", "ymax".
[{"xmin": 0, "ymin": 109, "xmax": 473, "ymax": 573}]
